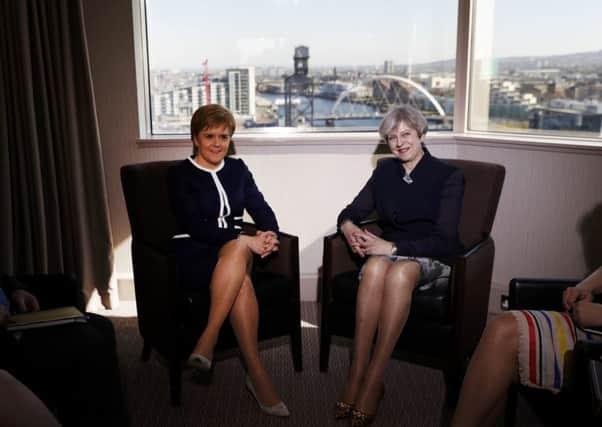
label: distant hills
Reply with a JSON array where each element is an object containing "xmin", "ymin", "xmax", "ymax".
[{"xmin": 410, "ymin": 49, "xmax": 602, "ymax": 73}]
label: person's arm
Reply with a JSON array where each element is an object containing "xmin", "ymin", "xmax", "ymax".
[
  {"xmin": 240, "ymin": 161, "xmax": 280, "ymax": 257},
  {"xmin": 563, "ymin": 266, "xmax": 602, "ymax": 328},
  {"xmin": 576, "ymin": 266, "xmax": 602, "ymax": 295},
  {"xmin": 242, "ymin": 161, "xmax": 279, "ymax": 234},
  {"xmin": 563, "ymin": 266, "xmax": 602, "ymax": 310},
  {"xmin": 393, "ymin": 168, "xmax": 465, "ymax": 258},
  {"xmin": 336, "ymin": 176, "xmax": 376, "ymax": 231},
  {"xmin": 168, "ymin": 164, "xmax": 239, "ymax": 246},
  {"xmin": 336, "ymin": 175, "xmax": 376, "ymax": 257}
]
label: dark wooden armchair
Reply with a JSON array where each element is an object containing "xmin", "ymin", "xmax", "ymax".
[
  {"xmin": 319, "ymin": 159, "xmax": 505, "ymax": 404},
  {"xmin": 120, "ymin": 161, "xmax": 302, "ymax": 406}
]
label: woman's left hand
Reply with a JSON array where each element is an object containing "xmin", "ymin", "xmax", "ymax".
[
  {"xmin": 357, "ymin": 230, "xmax": 394, "ymax": 256},
  {"xmin": 571, "ymin": 301, "xmax": 602, "ymax": 328}
]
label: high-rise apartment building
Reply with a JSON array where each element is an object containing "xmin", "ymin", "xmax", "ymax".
[
  {"xmin": 383, "ymin": 60, "xmax": 395, "ymax": 74},
  {"xmin": 192, "ymin": 82, "xmax": 227, "ymax": 110},
  {"xmin": 226, "ymin": 66, "xmax": 256, "ymax": 117}
]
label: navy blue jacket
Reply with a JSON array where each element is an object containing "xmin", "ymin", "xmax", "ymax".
[
  {"xmin": 337, "ymin": 150, "xmax": 464, "ymax": 258},
  {"xmin": 168, "ymin": 157, "xmax": 279, "ymax": 248}
]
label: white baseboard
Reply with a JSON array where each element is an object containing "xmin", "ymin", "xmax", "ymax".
[{"xmin": 488, "ymin": 281, "xmax": 507, "ymax": 315}]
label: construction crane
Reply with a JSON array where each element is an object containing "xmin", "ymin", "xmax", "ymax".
[{"xmin": 202, "ymin": 59, "xmax": 211, "ymax": 105}]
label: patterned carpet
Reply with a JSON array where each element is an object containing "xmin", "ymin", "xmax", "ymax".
[{"xmin": 108, "ymin": 302, "xmax": 542, "ymax": 427}]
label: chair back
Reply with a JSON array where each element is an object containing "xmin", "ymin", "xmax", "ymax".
[
  {"xmin": 445, "ymin": 159, "xmax": 505, "ymax": 250},
  {"xmin": 120, "ymin": 161, "xmax": 180, "ymax": 251}
]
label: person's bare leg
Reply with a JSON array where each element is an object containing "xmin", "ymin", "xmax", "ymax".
[
  {"xmin": 338, "ymin": 256, "xmax": 391, "ymax": 405},
  {"xmin": 0, "ymin": 370, "xmax": 61, "ymax": 427},
  {"xmin": 229, "ymin": 275, "xmax": 282, "ymax": 406},
  {"xmin": 355, "ymin": 260, "xmax": 420, "ymax": 415},
  {"xmin": 451, "ymin": 313, "xmax": 519, "ymax": 427},
  {"xmin": 192, "ymin": 239, "xmax": 252, "ymax": 359}
]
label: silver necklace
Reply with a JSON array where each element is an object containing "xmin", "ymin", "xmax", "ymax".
[{"xmin": 402, "ymin": 174, "xmax": 413, "ymax": 184}]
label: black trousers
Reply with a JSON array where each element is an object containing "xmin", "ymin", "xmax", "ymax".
[{"xmin": 3, "ymin": 313, "xmax": 129, "ymax": 427}]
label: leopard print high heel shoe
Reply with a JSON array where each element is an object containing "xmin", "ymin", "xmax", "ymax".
[
  {"xmin": 350, "ymin": 408, "xmax": 375, "ymax": 427},
  {"xmin": 334, "ymin": 401, "xmax": 354, "ymax": 419}
]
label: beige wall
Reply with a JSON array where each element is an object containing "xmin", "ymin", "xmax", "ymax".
[
  {"xmin": 83, "ymin": 0, "xmax": 602, "ymax": 304},
  {"xmin": 456, "ymin": 139, "xmax": 602, "ymax": 288}
]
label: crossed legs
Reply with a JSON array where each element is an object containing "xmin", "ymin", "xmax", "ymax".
[
  {"xmin": 451, "ymin": 313, "xmax": 519, "ymax": 427},
  {"xmin": 191, "ymin": 238, "xmax": 282, "ymax": 405},
  {"xmin": 338, "ymin": 256, "xmax": 420, "ymax": 416}
]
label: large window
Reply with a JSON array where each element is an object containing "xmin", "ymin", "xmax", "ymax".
[
  {"xmin": 468, "ymin": 0, "xmax": 602, "ymax": 139},
  {"xmin": 142, "ymin": 0, "xmax": 458, "ymax": 135}
]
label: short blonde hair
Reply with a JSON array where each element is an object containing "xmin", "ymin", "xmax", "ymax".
[{"xmin": 378, "ymin": 105, "xmax": 428, "ymax": 141}]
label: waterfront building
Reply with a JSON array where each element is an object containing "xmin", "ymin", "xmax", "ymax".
[
  {"xmin": 152, "ymin": 91, "xmax": 174, "ymax": 117},
  {"xmin": 192, "ymin": 82, "xmax": 227, "ymax": 110},
  {"xmin": 226, "ymin": 66, "xmax": 256, "ymax": 117}
]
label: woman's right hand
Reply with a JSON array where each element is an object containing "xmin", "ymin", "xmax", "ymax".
[
  {"xmin": 563, "ymin": 285, "xmax": 593, "ymax": 311},
  {"xmin": 340, "ymin": 221, "xmax": 367, "ymax": 257}
]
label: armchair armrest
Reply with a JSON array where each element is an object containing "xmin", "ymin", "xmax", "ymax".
[
  {"xmin": 242, "ymin": 223, "xmax": 300, "ymax": 294},
  {"xmin": 132, "ymin": 240, "xmax": 180, "ymax": 347},
  {"xmin": 15, "ymin": 273, "xmax": 85, "ymax": 311},
  {"xmin": 508, "ymin": 278, "xmax": 580, "ymax": 311},
  {"xmin": 321, "ymin": 220, "xmax": 383, "ymax": 292},
  {"xmin": 450, "ymin": 237, "xmax": 495, "ymax": 356},
  {"xmin": 576, "ymin": 340, "xmax": 602, "ymax": 360}
]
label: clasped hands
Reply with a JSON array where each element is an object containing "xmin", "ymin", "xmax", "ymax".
[
  {"xmin": 340, "ymin": 221, "xmax": 393, "ymax": 258},
  {"xmin": 242, "ymin": 230, "xmax": 279, "ymax": 258},
  {"xmin": 563, "ymin": 286, "xmax": 602, "ymax": 329}
]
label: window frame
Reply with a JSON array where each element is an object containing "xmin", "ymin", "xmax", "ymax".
[{"xmin": 132, "ymin": 0, "xmax": 602, "ymax": 149}]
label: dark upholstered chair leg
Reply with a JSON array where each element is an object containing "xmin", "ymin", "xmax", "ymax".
[
  {"xmin": 291, "ymin": 326, "xmax": 303, "ymax": 371},
  {"xmin": 319, "ymin": 331, "xmax": 331, "ymax": 372},
  {"xmin": 169, "ymin": 361, "xmax": 182, "ymax": 407},
  {"xmin": 443, "ymin": 367, "xmax": 462, "ymax": 406},
  {"xmin": 141, "ymin": 341, "xmax": 152, "ymax": 362}
]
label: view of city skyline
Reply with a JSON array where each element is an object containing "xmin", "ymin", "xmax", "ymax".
[{"xmin": 144, "ymin": 0, "xmax": 602, "ymax": 138}]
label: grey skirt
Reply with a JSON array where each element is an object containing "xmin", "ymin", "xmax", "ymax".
[{"xmin": 359, "ymin": 255, "xmax": 451, "ymax": 291}]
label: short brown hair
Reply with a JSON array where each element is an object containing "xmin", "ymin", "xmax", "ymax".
[{"xmin": 190, "ymin": 104, "xmax": 236, "ymax": 154}]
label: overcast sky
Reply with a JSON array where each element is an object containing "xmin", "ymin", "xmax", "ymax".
[{"xmin": 146, "ymin": 0, "xmax": 602, "ymax": 70}]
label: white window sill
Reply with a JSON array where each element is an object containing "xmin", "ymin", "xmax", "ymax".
[
  {"xmin": 136, "ymin": 130, "xmax": 456, "ymax": 147},
  {"xmin": 455, "ymin": 132, "xmax": 602, "ymax": 155},
  {"xmin": 137, "ymin": 130, "xmax": 601, "ymax": 154}
]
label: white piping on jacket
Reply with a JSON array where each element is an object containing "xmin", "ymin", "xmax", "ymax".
[{"xmin": 188, "ymin": 158, "xmax": 231, "ymax": 229}]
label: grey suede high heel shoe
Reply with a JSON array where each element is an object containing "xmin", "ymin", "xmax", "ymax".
[
  {"xmin": 187, "ymin": 353, "xmax": 212, "ymax": 372},
  {"xmin": 245, "ymin": 375, "xmax": 290, "ymax": 417}
]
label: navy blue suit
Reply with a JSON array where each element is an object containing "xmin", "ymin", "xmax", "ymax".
[
  {"xmin": 337, "ymin": 149, "xmax": 464, "ymax": 258},
  {"xmin": 168, "ymin": 157, "xmax": 279, "ymax": 288}
]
